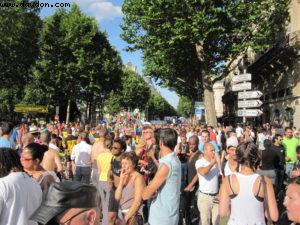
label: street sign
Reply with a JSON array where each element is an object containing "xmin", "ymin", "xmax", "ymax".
[
  {"xmin": 237, "ymin": 109, "xmax": 263, "ymax": 117},
  {"xmin": 238, "ymin": 100, "xmax": 263, "ymax": 108},
  {"xmin": 232, "ymin": 82, "xmax": 252, "ymax": 91},
  {"xmin": 232, "ymin": 73, "xmax": 252, "ymax": 83},
  {"xmin": 14, "ymin": 104, "xmax": 48, "ymax": 113},
  {"xmin": 238, "ymin": 91, "xmax": 263, "ymax": 99}
]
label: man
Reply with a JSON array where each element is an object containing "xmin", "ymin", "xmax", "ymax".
[
  {"xmin": 291, "ymin": 146, "xmax": 300, "ymax": 178},
  {"xmin": 142, "ymin": 128, "xmax": 181, "ymax": 225},
  {"xmin": 282, "ymin": 127, "xmax": 300, "ymax": 178},
  {"xmin": 40, "ymin": 131, "xmax": 63, "ymax": 175},
  {"xmin": 30, "ymin": 181, "xmax": 100, "ymax": 225},
  {"xmin": 198, "ymin": 130, "xmax": 220, "ymax": 153},
  {"xmin": 283, "ymin": 177, "xmax": 300, "ymax": 224},
  {"xmin": 91, "ymin": 127, "xmax": 107, "ymax": 185},
  {"xmin": 71, "ymin": 132, "xmax": 92, "ymax": 184},
  {"xmin": 184, "ymin": 135, "xmax": 201, "ymax": 225},
  {"xmin": 0, "ymin": 149, "xmax": 42, "ymax": 225},
  {"xmin": 257, "ymin": 128, "xmax": 268, "ymax": 151},
  {"xmin": 63, "ymin": 128, "xmax": 77, "ymax": 180},
  {"xmin": 196, "ymin": 143, "xmax": 220, "ymax": 225},
  {"xmin": 0, "ymin": 122, "xmax": 15, "ymax": 149},
  {"xmin": 272, "ymin": 134, "xmax": 285, "ymax": 192}
]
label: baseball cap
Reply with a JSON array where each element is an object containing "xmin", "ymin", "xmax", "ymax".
[{"xmin": 30, "ymin": 181, "xmax": 99, "ymax": 224}]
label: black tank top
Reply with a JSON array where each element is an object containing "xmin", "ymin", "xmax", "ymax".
[{"xmin": 111, "ymin": 157, "xmax": 121, "ymax": 177}]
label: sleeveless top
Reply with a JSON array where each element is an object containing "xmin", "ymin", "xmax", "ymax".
[
  {"xmin": 111, "ymin": 157, "xmax": 121, "ymax": 177},
  {"xmin": 149, "ymin": 152, "xmax": 181, "ymax": 225},
  {"xmin": 119, "ymin": 175, "xmax": 142, "ymax": 214},
  {"xmin": 228, "ymin": 173, "xmax": 265, "ymax": 225},
  {"xmin": 224, "ymin": 161, "xmax": 235, "ymax": 177}
]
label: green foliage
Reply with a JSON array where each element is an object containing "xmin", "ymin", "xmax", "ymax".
[
  {"xmin": 121, "ymin": 0, "xmax": 290, "ymax": 99},
  {"xmin": 105, "ymin": 68, "xmax": 151, "ymax": 114},
  {"xmin": 147, "ymin": 92, "xmax": 177, "ymax": 120},
  {"xmin": 34, "ymin": 4, "xmax": 123, "ymax": 119},
  {"xmin": 177, "ymin": 96, "xmax": 192, "ymax": 118}
]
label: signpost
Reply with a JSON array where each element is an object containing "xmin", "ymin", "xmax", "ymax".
[
  {"xmin": 238, "ymin": 100, "xmax": 263, "ymax": 108},
  {"xmin": 232, "ymin": 82, "xmax": 252, "ymax": 91},
  {"xmin": 232, "ymin": 73, "xmax": 252, "ymax": 83},
  {"xmin": 231, "ymin": 71, "xmax": 263, "ymax": 123},
  {"xmin": 237, "ymin": 109, "xmax": 263, "ymax": 117},
  {"xmin": 238, "ymin": 91, "xmax": 263, "ymax": 99}
]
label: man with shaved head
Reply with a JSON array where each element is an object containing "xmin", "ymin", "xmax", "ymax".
[{"xmin": 196, "ymin": 143, "xmax": 220, "ymax": 225}]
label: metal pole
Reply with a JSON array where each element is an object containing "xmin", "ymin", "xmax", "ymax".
[{"xmin": 243, "ymin": 69, "xmax": 247, "ymax": 125}]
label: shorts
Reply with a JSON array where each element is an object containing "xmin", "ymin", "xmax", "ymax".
[{"xmin": 108, "ymin": 188, "xmax": 119, "ymax": 213}]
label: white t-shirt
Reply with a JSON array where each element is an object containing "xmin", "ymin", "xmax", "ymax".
[
  {"xmin": 195, "ymin": 157, "xmax": 220, "ymax": 194},
  {"xmin": 71, "ymin": 141, "xmax": 92, "ymax": 167},
  {"xmin": 0, "ymin": 172, "xmax": 42, "ymax": 225}
]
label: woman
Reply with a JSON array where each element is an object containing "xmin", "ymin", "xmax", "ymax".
[
  {"xmin": 284, "ymin": 176, "xmax": 300, "ymax": 225},
  {"xmin": 219, "ymin": 142, "xmax": 278, "ymax": 225},
  {"xmin": 115, "ymin": 152, "xmax": 145, "ymax": 224},
  {"xmin": 21, "ymin": 143, "xmax": 59, "ymax": 191}
]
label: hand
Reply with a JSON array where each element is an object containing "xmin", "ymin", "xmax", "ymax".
[
  {"xmin": 184, "ymin": 185, "xmax": 192, "ymax": 192},
  {"xmin": 146, "ymin": 148, "xmax": 155, "ymax": 159},
  {"xmin": 139, "ymin": 160, "xmax": 148, "ymax": 167},
  {"xmin": 285, "ymin": 156, "xmax": 291, "ymax": 162},
  {"xmin": 120, "ymin": 169, "xmax": 129, "ymax": 184},
  {"xmin": 210, "ymin": 157, "xmax": 217, "ymax": 165},
  {"xmin": 108, "ymin": 179, "xmax": 113, "ymax": 188}
]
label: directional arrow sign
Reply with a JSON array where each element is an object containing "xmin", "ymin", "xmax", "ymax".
[
  {"xmin": 232, "ymin": 82, "xmax": 251, "ymax": 92},
  {"xmin": 238, "ymin": 91, "xmax": 263, "ymax": 99},
  {"xmin": 237, "ymin": 109, "xmax": 263, "ymax": 117},
  {"xmin": 232, "ymin": 73, "xmax": 252, "ymax": 83},
  {"xmin": 238, "ymin": 100, "xmax": 263, "ymax": 108}
]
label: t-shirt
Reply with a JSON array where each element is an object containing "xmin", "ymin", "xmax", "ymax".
[
  {"xmin": 282, "ymin": 137, "xmax": 300, "ymax": 164},
  {"xmin": 195, "ymin": 157, "xmax": 219, "ymax": 194},
  {"xmin": 198, "ymin": 141, "xmax": 220, "ymax": 153},
  {"xmin": 0, "ymin": 137, "xmax": 15, "ymax": 149},
  {"xmin": 0, "ymin": 172, "xmax": 42, "ymax": 225}
]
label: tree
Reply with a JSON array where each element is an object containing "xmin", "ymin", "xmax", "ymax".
[
  {"xmin": 121, "ymin": 0, "xmax": 290, "ymax": 126},
  {"xmin": 0, "ymin": 0, "xmax": 41, "ymax": 119},
  {"xmin": 35, "ymin": 4, "xmax": 122, "ymax": 123},
  {"xmin": 147, "ymin": 92, "xmax": 177, "ymax": 120},
  {"xmin": 105, "ymin": 67, "xmax": 151, "ymax": 114},
  {"xmin": 177, "ymin": 96, "xmax": 192, "ymax": 118}
]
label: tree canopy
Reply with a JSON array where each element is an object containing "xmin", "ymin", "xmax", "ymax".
[{"xmin": 121, "ymin": 0, "xmax": 290, "ymax": 125}]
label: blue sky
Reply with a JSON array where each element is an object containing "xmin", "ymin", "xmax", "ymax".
[{"xmin": 39, "ymin": 0, "xmax": 179, "ymax": 109}]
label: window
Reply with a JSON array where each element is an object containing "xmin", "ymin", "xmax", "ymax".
[
  {"xmin": 286, "ymin": 87, "xmax": 293, "ymax": 96},
  {"xmin": 264, "ymin": 94, "xmax": 270, "ymax": 101},
  {"xmin": 272, "ymin": 92, "xmax": 277, "ymax": 99}
]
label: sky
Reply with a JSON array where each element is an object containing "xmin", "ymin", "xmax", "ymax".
[{"xmin": 39, "ymin": 0, "xmax": 179, "ymax": 109}]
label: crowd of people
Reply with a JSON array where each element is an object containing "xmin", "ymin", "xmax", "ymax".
[{"xmin": 0, "ymin": 120, "xmax": 300, "ymax": 225}]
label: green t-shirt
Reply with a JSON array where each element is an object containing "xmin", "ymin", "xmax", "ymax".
[{"xmin": 282, "ymin": 137, "xmax": 300, "ymax": 164}]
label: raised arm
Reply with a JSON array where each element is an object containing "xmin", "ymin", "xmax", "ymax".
[{"xmin": 142, "ymin": 163, "xmax": 169, "ymax": 200}]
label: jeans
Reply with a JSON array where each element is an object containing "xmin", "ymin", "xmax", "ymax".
[
  {"xmin": 98, "ymin": 181, "xmax": 111, "ymax": 225},
  {"xmin": 74, "ymin": 166, "xmax": 91, "ymax": 184},
  {"xmin": 285, "ymin": 163, "xmax": 294, "ymax": 178}
]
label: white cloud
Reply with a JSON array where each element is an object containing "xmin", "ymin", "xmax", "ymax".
[{"xmin": 73, "ymin": 0, "xmax": 123, "ymax": 21}]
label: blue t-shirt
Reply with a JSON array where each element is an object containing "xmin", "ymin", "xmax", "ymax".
[
  {"xmin": 198, "ymin": 141, "xmax": 220, "ymax": 153},
  {"xmin": 0, "ymin": 137, "xmax": 14, "ymax": 149}
]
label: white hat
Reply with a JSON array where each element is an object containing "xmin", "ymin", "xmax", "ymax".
[
  {"xmin": 226, "ymin": 136, "xmax": 238, "ymax": 148},
  {"xmin": 29, "ymin": 125, "xmax": 40, "ymax": 134}
]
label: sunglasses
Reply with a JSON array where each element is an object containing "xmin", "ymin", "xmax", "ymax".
[
  {"xmin": 20, "ymin": 156, "xmax": 33, "ymax": 161},
  {"xmin": 111, "ymin": 146, "xmax": 121, "ymax": 150}
]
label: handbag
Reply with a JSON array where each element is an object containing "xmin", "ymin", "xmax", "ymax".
[
  {"xmin": 261, "ymin": 176, "xmax": 274, "ymax": 225},
  {"xmin": 126, "ymin": 213, "xmax": 144, "ymax": 225}
]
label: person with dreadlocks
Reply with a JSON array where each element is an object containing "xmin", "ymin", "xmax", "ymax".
[{"xmin": 0, "ymin": 148, "xmax": 42, "ymax": 225}]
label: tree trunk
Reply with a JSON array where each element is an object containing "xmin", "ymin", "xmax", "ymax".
[
  {"xmin": 66, "ymin": 99, "xmax": 71, "ymax": 124},
  {"xmin": 196, "ymin": 43, "xmax": 218, "ymax": 127}
]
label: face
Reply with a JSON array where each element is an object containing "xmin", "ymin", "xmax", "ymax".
[
  {"xmin": 227, "ymin": 146, "xmax": 237, "ymax": 160},
  {"xmin": 142, "ymin": 128, "xmax": 153, "ymax": 140},
  {"xmin": 204, "ymin": 144, "xmax": 215, "ymax": 160},
  {"xmin": 284, "ymin": 184, "xmax": 300, "ymax": 223},
  {"xmin": 286, "ymin": 129, "xmax": 293, "ymax": 138},
  {"xmin": 297, "ymin": 152, "xmax": 300, "ymax": 160},
  {"xmin": 56, "ymin": 208, "xmax": 100, "ymax": 225},
  {"xmin": 276, "ymin": 136, "xmax": 283, "ymax": 144},
  {"xmin": 111, "ymin": 142, "xmax": 122, "ymax": 156},
  {"xmin": 121, "ymin": 158, "xmax": 135, "ymax": 174},
  {"xmin": 188, "ymin": 139, "xmax": 198, "ymax": 152},
  {"xmin": 201, "ymin": 132, "xmax": 210, "ymax": 143},
  {"xmin": 181, "ymin": 136, "xmax": 187, "ymax": 144},
  {"xmin": 20, "ymin": 149, "xmax": 37, "ymax": 170}
]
